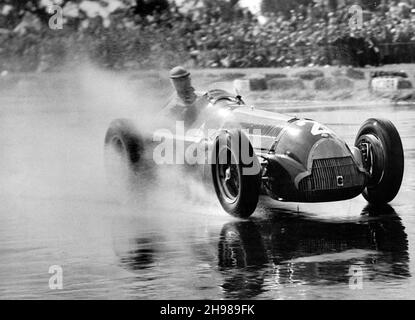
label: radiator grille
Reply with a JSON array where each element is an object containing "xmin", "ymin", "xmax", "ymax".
[{"xmin": 299, "ymin": 157, "xmax": 363, "ymax": 192}]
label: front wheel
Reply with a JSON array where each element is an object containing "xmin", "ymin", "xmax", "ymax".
[
  {"xmin": 355, "ymin": 118, "xmax": 404, "ymax": 204},
  {"xmin": 211, "ymin": 129, "xmax": 261, "ymax": 218}
]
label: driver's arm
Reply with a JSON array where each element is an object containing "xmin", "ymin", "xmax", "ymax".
[{"xmin": 157, "ymin": 95, "xmax": 186, "ymax": 123}]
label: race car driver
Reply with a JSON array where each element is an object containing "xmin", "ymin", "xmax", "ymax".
[{"xmin": 159, "ymin": 66, "xmax": 207, "ymax": 127}]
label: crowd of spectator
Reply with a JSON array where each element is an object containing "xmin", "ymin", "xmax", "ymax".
[{"xmin": 1, "ymin": 0, "xmax": 415, "ymax": 71}]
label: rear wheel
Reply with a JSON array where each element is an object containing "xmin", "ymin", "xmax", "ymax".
[
  {"xmin": 212, "ymin": 129, "xmax": 261, "ymax": 218},
  {"xmin": 355, "ymin": 118, "xmax": 404, "ymax": 204},
  {"xmin": 104, "ymin": 119, "xmax": 151, "ymax": 202}
]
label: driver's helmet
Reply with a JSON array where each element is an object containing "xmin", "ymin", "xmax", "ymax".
[{"xmin": 169, "ymin": 66, "xmax": 190, "ymax": 79}]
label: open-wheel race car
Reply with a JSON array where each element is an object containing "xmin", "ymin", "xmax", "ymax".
[{"xmin": 104, "ymin": 89, "xmax": 404, "ymax": 218}]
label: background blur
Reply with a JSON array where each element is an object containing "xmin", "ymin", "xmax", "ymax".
[{"xmin": 1, "ymin": 0, "xmax": 415, "ymax": 72}]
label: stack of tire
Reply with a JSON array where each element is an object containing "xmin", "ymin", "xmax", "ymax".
[
  {"xmin": 233, "ymin": 74, "xmax": 267, "ymax": 92},
  {"xmin": 314, "ymin": 77, "xmax": 354, "ymax": 90},
  {"xmin": 369, "ymin": 71, "xmax": 414, "ymax": 100}
]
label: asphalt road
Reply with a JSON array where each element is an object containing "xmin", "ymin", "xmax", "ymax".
[{"xmin": 0, "ymin": 72, "xmax": 414, "ymax": 299}]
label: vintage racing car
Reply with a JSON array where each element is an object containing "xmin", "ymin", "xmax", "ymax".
[{"xmin": 104, "ymin": 89, "xmax": 404, "ymax": 218}]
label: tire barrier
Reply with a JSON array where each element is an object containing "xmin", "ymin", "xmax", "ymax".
[
  {"xmin": 332, "ymin": 68, "xmax": 365, "ymax": 80},
  {"xmin": 234, "ymin": 75, "xmax": 268, "ymax": 92},
  {"xmin": 314, "ymin": 77, "xmax": 354, "ymax": 90},
  {"xmin": 370, "ymin": 71, "xmax": 408, "ymax": 78},
  {"xmin": 267, "ymin": 78, "xmax": 306, "ymax": 91},
  {"xmin": 346, "ymin": 68, "xmax": 365, "ymax": 80},
  {"xmin": 293, "ymin": 69, "xmax": 324, "ymax": 80},
  {"xmin": 265, "ymin": 73, "xmax": 288, "ymax": 80},
  {"xmin": 246, "ymin": 74, "xmax": 268, "ymax": 91},
  {"xmin": 370, "ymin": 77, "xmax": 413, "ymax": 93},
  {"xmin": 218, "ymin": 73, "xmax": 246, "ymax": 81},
  {"xmin": 233, "ymin": 79, "xmax": 251, "ymax": 93}
]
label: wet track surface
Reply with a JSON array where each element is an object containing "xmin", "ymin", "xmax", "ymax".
[{"xmin": 0, "ymin": 74, "xmax": 414, "ymax": 299}]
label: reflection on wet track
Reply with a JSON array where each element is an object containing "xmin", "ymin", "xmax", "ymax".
[
  {"xmin": 114, "ymin": 204, "xmax": 409, "ymax": 299},
  {"xmin": 0, "ymin": 74, "xmax": 414, "ymax": 299},
  {"xmin": 217, "ymin": 205, "xmax": 409, "ymax": 298}
]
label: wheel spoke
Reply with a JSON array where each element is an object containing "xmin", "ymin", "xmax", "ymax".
[{"xmin": 216, "ymin": 149, "xmax": 241, "ymax": 203}]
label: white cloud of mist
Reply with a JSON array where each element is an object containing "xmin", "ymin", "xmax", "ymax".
[{"xmin": 0, "ymin": 62, "xmax": 220, "ymax": 224}]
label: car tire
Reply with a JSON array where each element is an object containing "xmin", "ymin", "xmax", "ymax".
[
  {"xmin": 105, "ymin": 119, "xmax": 144, "ymax": 166},
  {"xmin": 355, "ymin": 118, "xmax": 404, "ymax": 204},
  {"xmin": 104, "ymin": 119, "xmax": 151, "ymax": 201},
  {"xmin": 211, "ymin": 129, "xmax": 261, "ymax": 218}
]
